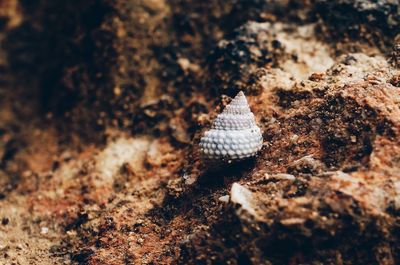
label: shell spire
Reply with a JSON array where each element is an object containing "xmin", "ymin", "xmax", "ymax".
[{"xmin": 199, "ymin": 91, "xmax": 263, "ymax": 163}]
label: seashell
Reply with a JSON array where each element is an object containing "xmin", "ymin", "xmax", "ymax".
[{"xmin": 199, "ymin": 91, "xmax": 263, "ymax": 163}]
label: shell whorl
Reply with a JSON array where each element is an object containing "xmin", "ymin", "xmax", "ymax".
[{"xmin": 199, "ymin": 91, "xmax": 263, "ymax": 162}]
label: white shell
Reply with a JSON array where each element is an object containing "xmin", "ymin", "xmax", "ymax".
[{"xmin": 199, "ymin": 91, "xmax": 263, "ymax": 162}]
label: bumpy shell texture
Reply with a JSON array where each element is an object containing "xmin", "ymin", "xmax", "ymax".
[{"xmin": 199, "ymin": 91, "xmax": 263, "ymax": 162}]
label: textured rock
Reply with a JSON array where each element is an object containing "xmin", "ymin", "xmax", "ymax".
[
  {"xmin": 209, "ymin": 22, "xmax": 334, "ymax": 96},
  {"xmin": 316, "ymin": 0, "xmax": 400, "ymax": 43},
  {"xmin": 179, "ymin": 34, "xmax": 400, "ymax": 265},
  {"xmin": 1, "ymin": 1, "xmax": 400, "ymax": 265}
]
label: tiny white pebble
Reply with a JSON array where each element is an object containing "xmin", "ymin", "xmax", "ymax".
[
  {"xmin": 218, "ymin": 195, "xmax": 230, "ymax": 203},
  {"xmin": 41, "ymin": 227, "xmax": 49, "ymax": 234}
]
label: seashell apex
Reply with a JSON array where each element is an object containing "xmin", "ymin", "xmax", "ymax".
[{"xmin": 199, "ymin": 91, "xmax": 263, "ymax": 163}]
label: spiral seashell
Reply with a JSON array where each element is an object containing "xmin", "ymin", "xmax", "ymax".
[{"xmin": 199, "ymin": 91, "xmax": 263, "ymax": 163}]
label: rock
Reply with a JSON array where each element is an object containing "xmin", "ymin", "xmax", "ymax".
[
  {"xmin": 315, "ymin": 0, "xmax": 400, "ymax": 44},
  {"xmin": 218, "ymin": 195, "xmax": 229, "ymax": 203},
  {"xmin": 178, "ymin": 21, "xmax": 400, "ymax": 265},
  {"xmin": 2, "ymin": 1, "xmax": 400, "ymax": 264},
  {"xmin": 230, "ymin": 183, "xmax": 259, "ymax": 219}
]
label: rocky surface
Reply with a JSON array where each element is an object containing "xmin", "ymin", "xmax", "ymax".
[{"xmin": 0, "ymin": 0, "xmax": 400, "ymax": 264}]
